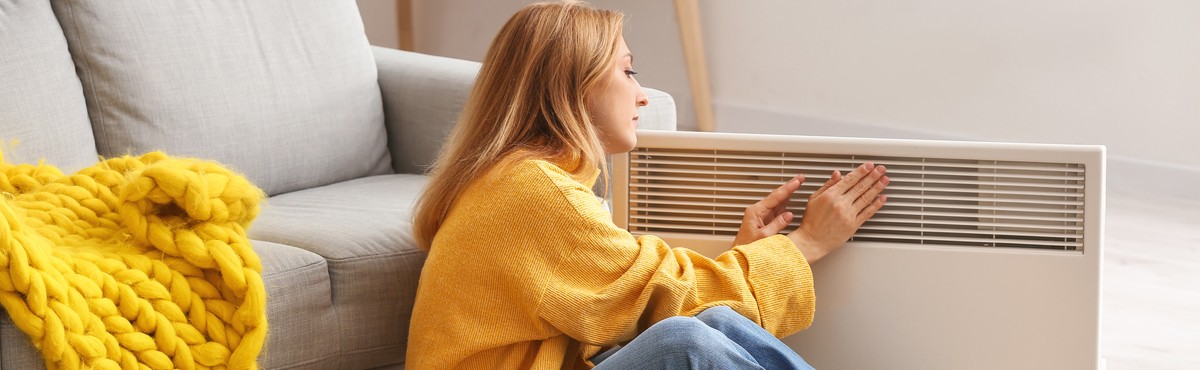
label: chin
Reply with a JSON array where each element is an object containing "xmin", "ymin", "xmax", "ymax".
[
  {"xmin": 604, "ymin": 140, "xmax": 637, "ymax": 155},
  {"xmin": 621, "ymin": 134, "xmax": 638, "ymax": 151}
]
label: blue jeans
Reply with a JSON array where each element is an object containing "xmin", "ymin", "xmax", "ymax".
[{"xmin": 591, "ymin": 306, "xmax": 815, "ymax": 370}]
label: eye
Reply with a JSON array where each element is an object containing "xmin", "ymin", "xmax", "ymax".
[{"xmin": 624, "ymin": 69, "xmax": 638, "ymax": 77}]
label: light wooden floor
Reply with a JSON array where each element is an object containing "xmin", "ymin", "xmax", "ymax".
[{"xmin": 1102, "ymin": 189, "xmax": 1200, "ymax": 369}]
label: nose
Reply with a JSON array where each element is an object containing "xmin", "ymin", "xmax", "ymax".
[{"xmin": 636, "ymin": 87, "xmax": 649, "ymax": 107}]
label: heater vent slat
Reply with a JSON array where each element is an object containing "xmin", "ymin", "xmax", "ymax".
[
  {"xmin": 631, "ymin": 158, "xmax": 1085, "ymax": 181},
  {"xmin": 631, "ymin": 174, "xmax": 1086, "ymax": 198},
  {"xmin": 629, "ymin": 187, "xmax": 1084, "ymax": 207},
  {"xmin": 625, "ymin": 166, "xmax": 1085, "ymax": 190},
  {"xmin": 623, "ymin": 147, "xmax": 1087, "ymax": 252}
]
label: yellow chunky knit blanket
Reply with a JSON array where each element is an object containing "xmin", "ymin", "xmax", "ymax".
[{"xmin": 0, "ymin": 150, "xmax": 267, "ymax": 370}]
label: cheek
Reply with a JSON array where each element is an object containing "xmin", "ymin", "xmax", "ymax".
[{"xmin": 595, "ymin": 93, "xmax": 621, "ymax": 123}]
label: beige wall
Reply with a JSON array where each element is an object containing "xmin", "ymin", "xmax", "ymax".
[
  {"xmin": 357, "ymin": 0, "xmax": 1200, "ymax": 194},
  {"xmin": 357, "ymin": 0, "xmax": 398, "ymax": 49}
]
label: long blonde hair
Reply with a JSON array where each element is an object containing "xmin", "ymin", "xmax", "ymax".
[{"xmin": 413, "ymin": 1, "xmax": 625, "ymax": 250}]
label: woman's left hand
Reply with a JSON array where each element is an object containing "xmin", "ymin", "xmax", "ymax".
[{"xmin": 733, "ymin": 174, "xmax": 805, "ymax": 247}]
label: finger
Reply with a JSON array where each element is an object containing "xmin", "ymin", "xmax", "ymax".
[
  {"xmin": 762, "ymin": 211, "xmax": 794, "ymax": 235},
  {"xmin": 853, "ymin": 175, "xmax": 890, "ymax": 211},
  {"xmin": 758, "ymin": 175, "xmax": 803, "ymax": 209},
  {"xmin": 847, "ymin": 165, "xmax": 887, "ymax": 200},
  {"xmin": 856, "ymin": 195, "xmax": 887, "ymax": 225},
  {"xmin": 830, "ymin": 162, "xmax": 875, "ymax": 195},
  {"xmin": 811, "ymin": 170, "xmax": 841, "ymax": 199},
  {"xmin": 772, "ymin": 175, "xmax": 803, "ymax": 215}
]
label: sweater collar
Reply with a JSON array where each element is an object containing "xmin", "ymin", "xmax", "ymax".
[{"xmin": 549, "ymin": 155, "xmax": 601, "ymax": 188}]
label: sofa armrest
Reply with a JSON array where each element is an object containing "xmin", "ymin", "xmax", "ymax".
[
  {"xmin": 374, "ymin": 46, "xmax": 481, "ymax": 174},
  {"xmin": 374, "ymin": 46, "xmax": 678, "ymax": 175}
]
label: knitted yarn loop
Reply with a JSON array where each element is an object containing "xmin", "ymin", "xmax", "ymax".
[{"xmin": 0, "ymin": 151, "xmax": 267, "ymax": 370}]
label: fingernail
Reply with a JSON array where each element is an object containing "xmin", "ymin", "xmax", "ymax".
[
  {"xmin": 882, "ymin": 176, "xmax": 890, "ymax": 185},
  {"xmin": 876, "ymin": 165, "xmax": 886, "ymax": 174},
  {"xmin": 865, "ymin": 162, "xmax": 875, "ymax": 169},
  {"xmin": 881, "ymin": 195, "xmax": 888, "ymax": 202}
]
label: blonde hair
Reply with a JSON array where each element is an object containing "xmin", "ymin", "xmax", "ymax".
[{"xmin": 413, "ymin": 1, "xmax": 625, "ymax": 250}]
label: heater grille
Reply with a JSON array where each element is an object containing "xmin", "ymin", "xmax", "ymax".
[{"xmin": 624, "ymin": 147, "xmax": 1087, "ymax": 251}]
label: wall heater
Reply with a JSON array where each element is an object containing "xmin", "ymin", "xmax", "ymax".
[{"xmin": 612, "ymin": 131, "xmax": 1104, "ymax": 370}]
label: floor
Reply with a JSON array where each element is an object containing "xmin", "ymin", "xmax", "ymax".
[{"xmin": 1101, "ymin": 189, "xmax": 1200, "ymax": 369}]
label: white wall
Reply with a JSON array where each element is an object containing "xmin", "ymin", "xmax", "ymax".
[{"xmin": 358, "ymin": 0, "xmax": 1200, "ymax": 196}]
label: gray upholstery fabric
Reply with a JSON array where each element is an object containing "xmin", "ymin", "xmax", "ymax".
[
  {"xmin": 50, "ymin": 0, "xmax": 392, "ymax": 196},
  {"xmin": 0, "ymin": 0, "xmax": 98, "ymax": 174},
  {"xmin": 0, "ymin": 240, "xmax": 337, "ymax": 369},
  {"xmin": 248, "ymin": 174, "xmax": 429, "ymax": 369},
  {"xmin": 374, "ymin": 47, "xmax": 480, "ymax": 175},
  {"xmin": 0, "ymin": 315, "xmax": 44, "ymax": 369},
  {"xmin": 255, "ymin": 240, "xmax": 340, "ymax": 369}
]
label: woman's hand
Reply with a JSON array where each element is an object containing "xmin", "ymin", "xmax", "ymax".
[
  {"xmin": 733, "ymin": 174, "xmax": 805, "ymax": 247},
  {"xmin": 788, "ymin": 162, "xmax": 889, "ymax": 263}
]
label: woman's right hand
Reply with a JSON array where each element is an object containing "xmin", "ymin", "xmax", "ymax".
[{"xmin": 788, "ymin": 162, "xmax": 889, "ymax": 263}]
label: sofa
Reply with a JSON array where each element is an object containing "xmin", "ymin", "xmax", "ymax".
[{"xmin": 0, "ymin": 0, "xmax": 676, "ymax": 368}]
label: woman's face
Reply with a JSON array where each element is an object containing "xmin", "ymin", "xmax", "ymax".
[{"xmin": 588, "ymin": 35, "xmax": 649, "ymax": 154}]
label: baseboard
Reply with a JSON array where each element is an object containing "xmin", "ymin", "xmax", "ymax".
[{"xmin": 710, "ymin": 102, "xmax": 1199, "ymax": 199}]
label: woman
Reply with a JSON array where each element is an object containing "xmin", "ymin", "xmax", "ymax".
[{"xmin": 407, "ymin": 1, "xmax": 889, "ymax": 369}]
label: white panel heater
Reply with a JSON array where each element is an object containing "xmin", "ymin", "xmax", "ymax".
[{"xmin": 613, "ymin": 131, "xmax": 1104, "ymax": 370}]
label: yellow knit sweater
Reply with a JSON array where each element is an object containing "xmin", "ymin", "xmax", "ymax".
[{"xmin": 406, "ymin": 155, "xmax": 815, "ymax": 369}]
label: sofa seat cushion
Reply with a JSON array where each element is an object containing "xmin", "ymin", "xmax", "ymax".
[
  {"xmin": 0, "ymin": 0, "xmax": 97, "ymax": 174},
  {"xmin": 0, "ymin": 315, "xmax": 42, "ymax": 370},
  {"xmin": 248, "ymin": 174, "xmax": 428, "ymax": 369},
  {"xmin": 255, "ymin": 240, "xmax": 340, "ymax": 370},
  {"xmin": 49, "ymin": 0, "xmax": 392, "ymax": 196},
  {"xmin": 1, "ymin": 239, "xmax": 339, "ymax": 369}
]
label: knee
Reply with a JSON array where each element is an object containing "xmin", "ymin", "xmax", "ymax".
[
  {"xmin": 641, "ymin": 316, "xmax": 721, "ymax": 352},
  {"xmin": 636, "ymin": 316, "xmax": 762, "ymax": 368},
  {"xmin": 696, "ymin": 305, "xmax": 745, "ymax": 329}
]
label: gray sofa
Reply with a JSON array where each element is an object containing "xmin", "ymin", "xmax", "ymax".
[{"xmin": 0, "ymin": 0, "xmax": 675, "ymax": 369}]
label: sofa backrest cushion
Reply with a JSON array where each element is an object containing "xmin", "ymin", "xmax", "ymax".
[
  {"xmin": 50, "ymin": 0, "xmax": 392, "ymax": 196},
  {"xmin": 0, "ymin": 0, "xmax": 99, "ymax": 174}
]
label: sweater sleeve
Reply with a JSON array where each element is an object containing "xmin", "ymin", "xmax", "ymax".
[{"xmin": 534, "ymin": 165, "xmax": 816, "ymax": 348}]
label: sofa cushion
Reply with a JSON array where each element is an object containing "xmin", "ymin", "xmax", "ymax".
[
  {"xmin": 248, "ymin": 174, "xmax": 428, "ymax": 369},
  {"xmin": 0, "ymin": 0, "xmax": 98, "ymax": 174},
  {"xmin": 0, "ymin": 316, "xmax": 43, "ymax": 369},
  {"xmin": 1, "ymin": 239, "xmax": 340, "ymax": 369},
  {"xmin": 49, "ymin": 0, "xmax": 392, "ymax": 196},
  {"xmin": 255, "ymin": 240, "xmax": 340, "ymax": 369}
]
